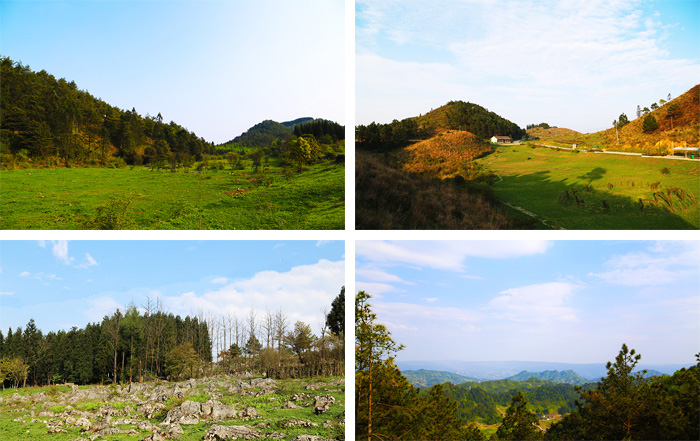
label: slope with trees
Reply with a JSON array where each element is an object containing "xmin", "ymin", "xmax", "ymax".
[
  {"xmin": 0, "ymin": 56, "xmax": 213, "ymax": 167},
  {"xmin": 356, "ymin": 291, "xmax": 485, "ymax": 440}
]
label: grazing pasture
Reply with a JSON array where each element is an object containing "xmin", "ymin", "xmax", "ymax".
[
  {"xmin": 0, "ymin": 161, "xmax": 344, "ymax": 230},
  {"xmin": 477, "ymin": 145, "xmax": 699, "ymax": 229}
]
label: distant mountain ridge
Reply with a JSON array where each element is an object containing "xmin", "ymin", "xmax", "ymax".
[
  {"xmin": 396, "ymin": 360, "xmax": 692, "ymax": 381},
  {"xmin": 507, "ymin": 369, "xmax": 590, "ymax": 385},
  {"xmin": 402, "ymin": 369, "xmax": 483, "ymax": 388},
  {"xmin": 223, "ymin": 117, "xmax": 340, "ymax": 147}
]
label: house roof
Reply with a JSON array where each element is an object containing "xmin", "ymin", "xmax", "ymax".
[{"xmin": 492, "ymin": 135, "xmax": 512, "ymax": 140}]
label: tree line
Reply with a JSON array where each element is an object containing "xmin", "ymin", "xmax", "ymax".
[
  {"xmin": 0, "ymin": 287, "xmax": 344, "ymax": 388},
  {"xmin": 0, "ymin": 56, "xmax": 215, "ymax": 167},
  {"xmin": 293, "ymin": 119, "xmax": 345, "ymax": 143},
  {"xmin": 0, "ymin": 300, "xmax": 211, "ymax": 388},
  {"xmin": 355, "ymin": 118, "xmax": 425, "ymax": 149},
  {"xmin": 355, "ymin": 290, "xmax": 699, "ymax": 441},
  {"xmin": 444, "ymin": 101, "xmax": 526, "ymax": 141}
]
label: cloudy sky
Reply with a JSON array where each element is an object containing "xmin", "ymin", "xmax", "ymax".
[
  {"xmin": 356, "ymin": 240, "xmax": 700, "ymax": 365},
  {"xmin": 0, "ymin": 241, "xmax": 345, "ymax": 337},
  {"xmin": 356, "ymin": 0, "xmax": 700, "ymax": 133},
  {"xmin": 0, "ymin": 0, "xmax": 344, "ymax": 144}
]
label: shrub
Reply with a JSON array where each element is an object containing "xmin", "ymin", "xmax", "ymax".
[
  {"xmin": 642, "ymin": 114, "xmax": 659, "ymax": 132},
  {"xmin": 661, "ymin": 167, "xmax": 670, "ymax": 175},
  {"xmin": 82, "ymin": 195, "xmax": 135, "ymax": 229}
]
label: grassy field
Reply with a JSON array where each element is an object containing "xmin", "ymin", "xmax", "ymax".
[
  {"xmin": 0, "ymin": 161, "xmax": 344, "ymax": 230},
  {"xmin": 0, "ymin": 376, "xmax": 344, "ymax": 441},
  {"xmin": 477, "ymin": 145, "xmax": 699, "ymax": 229}
]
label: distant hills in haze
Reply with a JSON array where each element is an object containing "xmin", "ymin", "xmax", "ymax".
[
  {"xmin": 402, "ymin": 369, "xmax": 482, "ymax": 388},
  {"xmin": 507, "ymin": 369, "xmax": 589, "ymax": 385},
  {"xmin": 396, "ymin": 360, "xmax": 692, "ymax": 383}
]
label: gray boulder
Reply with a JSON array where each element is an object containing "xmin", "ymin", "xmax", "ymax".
[
  {"xmin": 203, "ymin": 424, "xmax": 262, "ymax": 440},
  {"xmin": 165, "ymin": 423, "xmax": 184, "ymax": 440}
]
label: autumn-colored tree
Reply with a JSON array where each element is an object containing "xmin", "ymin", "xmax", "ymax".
[{"xmin": 165, "ymin": 342, "xmax": 200, "ymax": 381}]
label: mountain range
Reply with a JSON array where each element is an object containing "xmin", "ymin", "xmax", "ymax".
[{"xmin": 396, "ymin": 360, "xmax": 692, "ymax": 382}]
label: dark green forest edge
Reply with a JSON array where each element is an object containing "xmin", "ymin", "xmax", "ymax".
[
  {"xmin": 356, "ymin": 291, "xmax": 700, "ymax": 440},
  {"xmin": 0, "ymin": 289, "xmax": 344, "ymax": 441},
  {"xmin": 0, "ymin": 56, "xmax": 344, "ymax": 229}
]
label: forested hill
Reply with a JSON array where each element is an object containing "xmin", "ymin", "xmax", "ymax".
[
  {"xmin": 413, "ymin": 100, "xmax": 526, "ymax": 141},
  {"xmin": 434, "ymin": 377, "xmax": 589, "ymax": 425},
  {"xmin": 403, "ymin": 369, "xmax": 482, "ymax": 388},
  {"xmin": 355, "ymin": 100, "xmax": 525, "ymax": 149},
  {"xmin": 223, "ymin": 118, "xmax": 345, "ymax": 148},
  {"xmin": 507, "ymin": 369, "xmax": 591, "ymax": 385},
  {"xmin": 0, "ymin": 56, "xmax": 214, "ymax": 167},
  {"xmin": 281, "ymin": 117, "xmax": 314, "ymax": 127}
]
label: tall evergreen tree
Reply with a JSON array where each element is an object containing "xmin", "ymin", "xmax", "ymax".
[{"xmin": 496, "ymin": 391, "xmax": 543, "ymax": 440}]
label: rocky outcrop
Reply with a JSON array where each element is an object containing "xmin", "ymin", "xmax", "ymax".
[{"xmin": 312, "ymin": 395, "xmax": 336, "ymax": 415}]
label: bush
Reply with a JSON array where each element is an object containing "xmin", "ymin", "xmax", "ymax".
[
  {"xmin": 661, "ymin": 167, "xmax": 670, "ymax": 175},
  {"xmin": 642, "ymin": 114, "xmax": 659, "ymax": 132},
  {"xmin": 82, "ymin": 195, "xmax": 135, "ymax": 229}
]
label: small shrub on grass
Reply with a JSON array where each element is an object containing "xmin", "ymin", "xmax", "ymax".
[
  {"xmin": 661, "ymin": 166, "xmax": 670, "ymax": 175},
  {"xmin": 82, "ymin": 195, "xmax": 135, "ymax": 229},
  {"xmin": 47, "ymin": 385, "xmax": 60, "ymax": 398}
]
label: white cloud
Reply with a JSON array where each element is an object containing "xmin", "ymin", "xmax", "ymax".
[
  {"xmin": 211, "ymin": 277, "xmax": 228, "ymax": 285},
  {"xmin": 588, "ymin": 241, "xmax": 700, "ymax": 286},
  {"xmin": 37, "ymin": 240, "xmax": 46, "ymax": 248},
  {"xmin": 19, "ymin": 271, "xmax": 30, "ymax": 277},
  {"xmin": 489, "ymin": 281, "xmax": 580, "ymax": 322},
  {"xmin": 356, "ymin": 240, "xmax": 552, "ymax": 271},
  {"xmin": 355, "ymin": 282, "xmax": 396, "ymax": 297},
  {"xmin": 356, "ymin": 268, "xmax": 413, "ymax": 284},
  {"xmin": 84, "ymin": 296, "xmax": 123, "ymax": 322},
  {"xmin": 0, "ymin": 291, "xmax": 14, "ymax": 296},
  {"xmin": 356, "ymin": 0, "xmax": 700, "ymax": 132},
  {"xmin": 76, "ymin": 253, "xmax": 98, "ymax": 269},
  {"xmin": 163, "ymin": 259, "xmax": 344, "ymax": 334},
  {"xmin": 52, "ymin": 241, "xmax": 73, "ymax": 265},
  {"xmin": 422, "ymin": 297, "xmax": 438, "ymax": 302},
  {"xmin": 374, "ymin": 301, "xmax": 482, "ymax": 332}
]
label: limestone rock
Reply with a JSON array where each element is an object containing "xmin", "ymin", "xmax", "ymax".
[{"xmin": 203, "ymin": 424, "xmax": 262, "ymax": 440}]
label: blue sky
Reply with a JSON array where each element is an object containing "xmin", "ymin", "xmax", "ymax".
[
  {"xmin": 0, "ymin": 0, "xmax": 344, "ymax": 144},
  {"xmin": 356, "ymin": 0, "xmax": 700, "ymax": 133},
  {"xmin": 0, "ymin": 240, "xmax": 345, "ymax": 337},
  {"xmin": 356, "ymin": 240, "xmax": 700, "ymax": 365}
]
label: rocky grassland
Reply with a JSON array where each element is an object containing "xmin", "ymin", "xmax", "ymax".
[{"xmin": 0, "ymin": 375, "xmax": 344, "ymax": 441}]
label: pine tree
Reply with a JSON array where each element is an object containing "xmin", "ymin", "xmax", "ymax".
[
  {"xmin": 496, "ymin": 391, "xmax": 543, "ymax": 440},
  {"xmin": 642, "ymin": 114, "xmax": 659, "ymax": 132}
]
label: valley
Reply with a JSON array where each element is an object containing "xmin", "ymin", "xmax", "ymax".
[
  {"xmin": 355, "ymin": 84, "xmax": 700, "ymax": 230},
  {"xmin": 0, "ymin": 57, "xmax": 345, "ymax": 230}
]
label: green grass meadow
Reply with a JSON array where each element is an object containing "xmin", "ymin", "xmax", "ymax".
[
  {"xmin": 1, "ymin": 161, "xmax": 344, "ymax": 230},
  {"xmin": 478, "ymin": 145, "xmax": 699, "ymax": 229}
]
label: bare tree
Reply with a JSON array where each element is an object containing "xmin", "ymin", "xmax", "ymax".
[
  {"xmin": 274, "ymin": 308, "xmax": 289, "ymax": 356},
  {"xmin": 261, "ymin": 307, "xmax": 274, "ymax": 349}
]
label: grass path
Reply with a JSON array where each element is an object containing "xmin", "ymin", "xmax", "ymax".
[{"xmin": 478, "ymin": 146, "xmax": 699, "ymax": 229}]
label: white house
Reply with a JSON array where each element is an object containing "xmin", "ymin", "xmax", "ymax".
[{"xmin": 490, "ymin": 135, "xmax": 513, "ymax": 144}]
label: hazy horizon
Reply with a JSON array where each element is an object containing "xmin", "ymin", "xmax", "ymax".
[{"xmin": 356, "ymin": 241, "xmax": 700, "ymax": 366}]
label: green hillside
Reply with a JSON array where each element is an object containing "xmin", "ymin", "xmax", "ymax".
[
  {"xmin": 434, "ymin": 378, "xmax": 587, "ymax": 424},
  {"xmin": 225, "ymin": 119, "xmax": 293, "ymax": 147},
  {"xmin": 402, "ymin": 369, "xmax": 481, "ymax": 388},
  {"xmin": 507, "ymin": 369, "xmax": 590, "ymax": 385}
]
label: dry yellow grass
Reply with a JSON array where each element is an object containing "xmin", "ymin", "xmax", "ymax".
[{"xmin": 401, "ymin": 130, "xmax": 492, "ymax": 178}]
